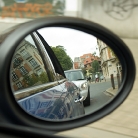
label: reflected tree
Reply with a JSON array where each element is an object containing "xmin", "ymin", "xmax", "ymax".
[
  {"xmin": 39, "ymin": 72, "xmax": 49, "ymax": 83},
  {"xmin": 88, "ymin": 68, "xmax": 93, "ymax": 73},
  {"xmin": 22, "ymin": 73, "xmax": 38, "ymax": 87},
  {"xmin": 91, "ymin": 60, "xmax": 100, "ymax": 74},
  {"xmin": 81, "ymin": 67, "xmax": 87, "ymax": 76},
  {"xmin": 22, "ymin": 72, "xmax": 49, "ymax": 88},
  {"xmin": 51, "ymin": 46, "xmax": 73, "ymax": 71}
]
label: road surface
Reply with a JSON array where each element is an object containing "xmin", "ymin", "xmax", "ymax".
[{"xmin": 85, "ymin": 79, "xmax": 118, "ymax": 115}]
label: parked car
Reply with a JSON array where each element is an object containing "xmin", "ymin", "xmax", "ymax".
[{"xmin": 64, "ymin": 69, "xmax": 90, "ymax": 106}]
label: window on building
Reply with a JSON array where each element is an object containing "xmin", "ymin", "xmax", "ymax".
[
  {"xmin": 14, "ymin": 57, "xmax": 18, "ymax": 63},
  {"xmin": 86, "ymin": 55, "xmax": 89, "ymax": 58},
  {"xmin": 12, "ymin": 72, "xmax": 18, "ymax": 81},
  {"xmin": 29, "ymin": 58, "xmax": 38, "ymax": 68},
  {"xmin": 16, "ymin": 82, "xmax": 22, "ymax": 89},
  {"xmin": 20, "ymin": 49, "xmax": 31, "ymax": 59},
  {"xmin": 13, "ymin": 57, "xmax": 20, "ymax": 65},
  {"xmin": 20, "ymin": 66, "xmax": 28, "ymax": 75},
  {"xmin": 13, "ymin": 57, "xmax": 23, "ymax": 68},
  {"xmin": 20, "ymin": 49, "xmax": 28, "ymax": 56}
]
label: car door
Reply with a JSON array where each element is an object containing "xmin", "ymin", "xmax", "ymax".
[{"xmin": 11, "ymin": 32, "xmax": 85, "ymax": 121}]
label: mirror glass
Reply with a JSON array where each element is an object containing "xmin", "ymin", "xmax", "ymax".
[{"xmin": 10, "ymin": 27, "xmax": 122, "ymax": 121}]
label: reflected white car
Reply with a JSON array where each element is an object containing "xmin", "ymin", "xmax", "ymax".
[{"xmin": 64, "ymin": 69, "xmax": 90, "ymax": 106}]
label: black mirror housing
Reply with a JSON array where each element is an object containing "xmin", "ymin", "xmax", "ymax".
[{"xmin": 0, "ymin": 16, "xmax": 135, "ymax": 132}]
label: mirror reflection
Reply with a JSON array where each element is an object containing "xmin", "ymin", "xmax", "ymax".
[{"xmin": 10, "ymin": 27, "xmax": 122, "ymax": 121}]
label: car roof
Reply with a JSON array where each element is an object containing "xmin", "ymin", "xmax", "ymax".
[{"xmin": 64, "ymin": 69, "xmax": 82, "ymax": 73}]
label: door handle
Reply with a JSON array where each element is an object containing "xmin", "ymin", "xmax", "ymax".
[{"xmin": 74, "ymin": 96, "xmax": 84, "ymax": 103}]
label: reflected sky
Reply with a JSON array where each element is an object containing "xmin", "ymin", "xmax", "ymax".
[{"xmin": 38, "ymin": 27, "xmax": 99, "ymax": 60}]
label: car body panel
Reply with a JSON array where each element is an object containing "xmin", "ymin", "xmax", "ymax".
[
  {"xmin": 72, "ymin": 80, "xmax": 88, "ymax": 100},
  {"xmin": 14, "ymin": 32, "xmax": 85, "ymax": 121},
  {"xmin": 18, "ymin": 81, "xmax": 85, "ymax": 120},
  {"xmin": 64, "ymin": 69, "xmax": 88, "ymax": 100}
]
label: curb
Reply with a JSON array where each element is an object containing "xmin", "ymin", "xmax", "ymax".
[{"xmin": 105, "ymin": 86, "xmax": 118, "ymax": 96}]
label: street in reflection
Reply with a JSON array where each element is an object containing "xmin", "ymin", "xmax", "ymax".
[
  {"xmin": 38, "ymin": 27, "xmax": 122, "ymax": 115},
  {"xmin": 10, "ymin": 27, "xmax": 122, "ymax": 121}
]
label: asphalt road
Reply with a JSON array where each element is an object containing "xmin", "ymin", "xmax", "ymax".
[{"xmin": 85, "ymin": 79, "xmax": 118, "ymax": 115}]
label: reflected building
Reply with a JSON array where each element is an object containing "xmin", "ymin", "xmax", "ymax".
[
  {"xmin": 11, "ymin": 39, "xmax": 46, "ymax": 91},
  {"xmin": 74, "ymin": 53, "xmax": 100, "ymax": 70},
  {"xmin": 74, "ymin": 57, "xmax": 84, "ymax": 69},
  {"xmin": 97, "ymin": 39, "xmax": 122, "ymax": 79},
  {"xmin": 80, "ymin": 53, "xmax": 100, "ymax": 70},
  {"xmin": 73, "ymin": 53, "xmax": 101, "ymax": 78},
  {"xmin": 80, "ymin": 53, "xmax": 101, "ymax": 79}
]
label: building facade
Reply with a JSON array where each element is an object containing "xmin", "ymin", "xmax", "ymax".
[
  {"xmin": 73, "ymin": 53, "xmax": 101, "ymax": 78},
  {"xmin": 74, "ymin": 57, "xmax": 84, "ymax": 69},
  {"xmin": 80, "ymin": 53, "xmax": 100, "ymax": 70},
  {"xmin": 11, "ymin": 38, "xmax": 47, "ymax": 91},
  {"xmin": 97, "ymin": 39, "xmax": 122, "ymax": 79}
]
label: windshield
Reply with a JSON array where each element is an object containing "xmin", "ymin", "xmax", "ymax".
[{"xmin": 65, "ymin": 71, "xmax": 85, "ymax": 81}]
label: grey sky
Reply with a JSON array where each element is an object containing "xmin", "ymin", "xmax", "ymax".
[{"xmin": 38, "ymin": 27, "xmax": 99, "ymax": 61}]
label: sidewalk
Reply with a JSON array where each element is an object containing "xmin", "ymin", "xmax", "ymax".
[
  {"xmin": 56, "ymin": 127, "xmax": 133, "ymax": 138},
  {"xmin": 106, "ymin": 86, "xmax": 118, "ymax": 96},
  {"xmin": 89, "ymin": 78, "xmax": 111, "ymax": 84},
  {"xmin": 57, "ymin": 79, "xmax": 138, "ymax": 138},
  {"xmin": 57, "ymin": 39, "xmax": 138, "ymax": 138}
]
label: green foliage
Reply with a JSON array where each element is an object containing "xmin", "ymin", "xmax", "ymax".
[
  {"xmin": 51, "ymin": 46, "xmax": 73, "ymax": 71},
  {"xmin": 0, "ymin": 0, "xmax": 65, "ymax": 17},
  {"xmin": 81, "ymin": 68, "xmax": 87, "ymax": 75},
  {"xmin": 22, "ymin": 73, "xmax": 38, "ymax": 87},
  {"xmin": 52, "ymin": 0, "xmax": 65, "ymax": 15},
  {"xmin": 39, "ymin": 72, "xmax": 49, "ymax": 83},
  {"xmin": 91, "ymin": 60, "xmax": 100, "ymax": 73},
  {"xmin": 88, "ymin": 68, "xmax": 93, "ymax": 73},
  {"xmin": 22, "ymin": 72, "xmax": 49, "ymax": 88}
]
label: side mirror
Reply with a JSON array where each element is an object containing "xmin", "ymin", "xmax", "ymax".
[{"xmin": 0, "ymin": 17, "xmax": 135, "ymax": 132}]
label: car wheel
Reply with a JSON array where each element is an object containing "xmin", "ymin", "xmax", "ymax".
[{"xmin": 84, "ymin": 88, "xmax": 90, "ymax": 106}]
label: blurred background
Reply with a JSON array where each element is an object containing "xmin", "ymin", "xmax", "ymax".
[{"xmin": 1, "ymin": 0, "xmax": 138, "ymax": 39}]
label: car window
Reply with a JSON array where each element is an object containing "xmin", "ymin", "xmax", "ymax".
[
  {"xmin": 65, "ymin": 71, "xmax": 85, "ymax": 81},
  {"xmin": 32, "ymin": 32, "xmax": 56, "ymax": 82},
  {"xmin": 10, "ymin": 33, "xmax": 65, "ymax": 100},
  {"xmin": 33, "ymin": 32, "xmax": 66, "ymax": 81},
  {"xmin": 10, "ymin": 34, "xmax": 52, "ymax": 91}
]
